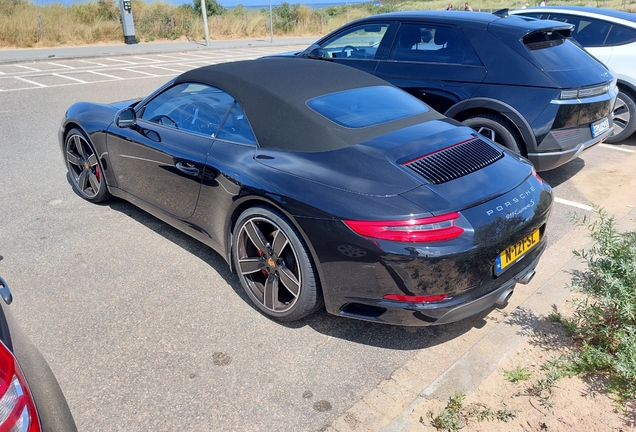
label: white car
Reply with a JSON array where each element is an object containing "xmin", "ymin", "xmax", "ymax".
[{"xmin": 511, "ymin": 6, "xmax": 636, "ymax": 143}]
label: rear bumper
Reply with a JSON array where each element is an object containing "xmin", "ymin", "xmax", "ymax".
[
  {"xmin": 335, "ymin": 238, "xmax": 546, "ymax": 326},
  {"xmin": 527, "ymin": 119, "xmax": 612, "ymax": 171},
  {"xmin": 528, "ymin": 87, "xmax": 617, "ymax": 171}
]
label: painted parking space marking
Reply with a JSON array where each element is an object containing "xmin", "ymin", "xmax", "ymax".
[
  {"xmin": 19, "ymin": 62, "xmax": 70, "ymax": 71},
  {"xmin": 100, "ymin": 68, "xmax": 158, "ymax": 79},
  {"xmin": 104, "ymin": 57, "xmax": 137, "ymax": 64},
  {"xmin": 0, "ymin": 45, "xmax": 307, "ymax": 92},
  {"xmin": 14, "ymin": 76, "xmax": 47, "ymax": 87},
  {"xmin": 88, "ymin": 71, "xmax": 124, "ymax": 80},
  {"xmin": 16, "ymin": 65, "xmax": 41, "ymax": 71},
  {"xmin": 65, "ymin": 71, "xmax": 119, "ymax": 82},
  {"xmin": 0, "ymin": 64, "xmax": 38, "ymax": 74},
  {"xmin": 77, "ymin": 59, "xmax": 109, "ymax": 67},
  {"xmin": 554, "ymin": 197, "xmax": 594, "ymax": 211},
  {"xmin": 48, "ymin": 62, "xmax": 74, "ymax": 69},
  {"xmin": 52, "ymin": 73, "xmax": 87, "ymax": 83},
  {"xmin": 146, "ymin": 65, "xmax": 184, "ymax": 73},
  {"xmin": 122, "ymin": 67, "xmax": 160, "ymax": 77},
  {"xmin": 130, "ymin": 56, "xmax": 163, "ymax": 63},
  {"xmin": 0, "ymin": 77, "xmax": 40, "ymax": 90},
  {"xmin": 153, "ymin": 64, "xmax": 197, "ymax": 73},
  {"xmin": 598, "ymin": 143, "xmax": 635, "ymax": 153},
  {"xmin": 155, "ymin": 54, "xmax": 193, "ymax": 60},
  {"xmin": 18, "ymin": 74, "xmax": 77, "ymax": 86}
]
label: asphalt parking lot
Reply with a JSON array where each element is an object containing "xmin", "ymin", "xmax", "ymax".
[{"xmin": 0, "ymin": 45, "xmax": 635, "ymax": 431}]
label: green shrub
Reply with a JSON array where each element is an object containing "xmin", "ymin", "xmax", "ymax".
[
  {"xmin": 566, "ymin": 208, "xmax": 636, "ymax": 403},
  {"xmin": 192, "ymin": 0, "xmax": 225, "ymax": 17}
]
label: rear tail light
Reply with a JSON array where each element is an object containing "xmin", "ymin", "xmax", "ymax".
[
  {"xmin": 0, "ymin": 341, "xmax": 41, "ymax": 432},
  {"xmin": 532, "ymin": 168, "xmax": 543, "ymax": 185},
  {"xmin": 383, "ymin": 294, "xmax": 448, "ymax": 303},
  {"xmin": 558, "ymin": 83, "xmax": 612, "ymax": 100},
  {"xmin": 344, "ymin": 212, "xmax": 464, "ymax": 242}
]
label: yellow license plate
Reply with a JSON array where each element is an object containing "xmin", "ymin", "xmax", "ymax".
[{"xmin": 495, "ymin": 229, "xmax": 540, "ymax": 274}]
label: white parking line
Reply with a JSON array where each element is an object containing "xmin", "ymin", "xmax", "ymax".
[
  {"xmin": 172, "ymin": 53, "xmax": 211, "ymax": 59},
  {"xmin": 554, "ymin": 197, "xmax": 593, "ymax": 211},
  {"xmin": 14, "ymin": 76, "xmax": 47, "ymax": 87},
  {"xmin": 78, "ymin": 59, "xmax": 108, "ymax": 67},
  {"xmin": 52, "ymin": 73, "xmax": 87, "ymax": 83},
  {"xmin": 155, "ymin": 54, "xmax": 191, "ymax": 60},
  {"xmin": 598, "ymin": 143, "xmax": 635, "ymax": 153},
  {"xmin": 16, "ymin": 65, "xmax": 41, "ymax": 71},
  {"xmin": 49, "ymin": 62, "xmax": 74, "ymax": 69},
  {"xmin": 132, "ymin": 56, "xmax": 162, "ymax": 63},
  {"xmin": 105, "ymin": 58, "xmax": 136, "ymax": 64},
  {"xmin": 148, "ymin": 65, "xmax": 183, "ymax": 73},
  {"xmin": 122, "ymin": 68, "xmax": 159, "ymax": 77},
  {"xmin": 88, "ymin": 71, "xmax": 123, "ymax": 79}
]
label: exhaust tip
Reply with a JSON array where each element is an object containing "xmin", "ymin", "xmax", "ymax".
[
  {"xmin": 517, "ymin": 270, "xmax": 536, "ymax": 285},
  {"xmin": 495, "ymin": 288, "xmax": 514, "ymax": 307}
]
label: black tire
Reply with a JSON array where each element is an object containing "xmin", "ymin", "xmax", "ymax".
[
  {"xmin": 605, "ymin": 90, "xmax": 636, "ymax": 144},
  {"xmin": 64, "ymin": 128, "xmax": 111, "ymax": 203},
  {"xmin": 462, "ymin": 113, "xmax": 525, "ymax": 155},
  {"xmin": 232, "ymin": 206, "xmax": 322, "ymax": 322}
]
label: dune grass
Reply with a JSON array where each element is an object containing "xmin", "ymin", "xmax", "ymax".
[{"xmin": 0, "ymin": 0, "xmax": 634, "ymax": 48}]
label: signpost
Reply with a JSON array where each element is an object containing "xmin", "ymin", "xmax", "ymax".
[{"xmin": 119, "ymin": 0, "xmax": 137, "ymax": 44}]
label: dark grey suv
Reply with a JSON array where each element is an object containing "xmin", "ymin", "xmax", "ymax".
[{"xmin": 283, "ymin": 11, "xmax": 618, "ymax": 171}]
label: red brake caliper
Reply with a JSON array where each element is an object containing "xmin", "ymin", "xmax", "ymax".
[{"xmin": 95, "ymin": 164, "xmax": 101, "ymax": 182}]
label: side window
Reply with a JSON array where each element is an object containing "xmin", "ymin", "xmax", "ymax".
[
  {"xmin": 389, "ymin": 24, "xmax": 479, "ymax": 65},
  {"xmin": 320, "ymin": 23, "xmax": 390, "ymax": 59},
  {"xmin": 217, "ymin": 102, "xmax": 258, "ymax": 145},
  {"xmin": 605, "ymin": 23, "xmax": 636, "ymax": 46},
  {"xmin": 139, "ymin": 83, "xmax": 234, "ymax": 137},
  {"xmin": 554, "ymin": 15, "xmax": 612, "ymax": 47}
]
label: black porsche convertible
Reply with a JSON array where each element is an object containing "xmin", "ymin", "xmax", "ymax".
[{"xmin": 59, "ymin": 58, "xmax": 552, "ymax": 326}]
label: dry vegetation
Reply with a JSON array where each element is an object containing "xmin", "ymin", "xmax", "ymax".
[{"xmin": 1, "ymin": 0, "xmax": 635, "ymax": 48}]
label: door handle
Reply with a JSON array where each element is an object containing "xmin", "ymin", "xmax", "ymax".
[{"xmin": 175, "ymin": 161, "xmax": 200, "ymax": 176}]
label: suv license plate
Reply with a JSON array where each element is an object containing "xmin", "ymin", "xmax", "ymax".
[
  {"xmin": 591, "ymin": 117, "xmax": 610, "ymax": 138},
  {"xmin": 495, "ymin": 229, "xmax": 540, "ymax": 275}
]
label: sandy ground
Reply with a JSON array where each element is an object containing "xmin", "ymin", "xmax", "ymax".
[{"xmin": 414, "ymin": 297, "xmax": 636, "ymax": 431}]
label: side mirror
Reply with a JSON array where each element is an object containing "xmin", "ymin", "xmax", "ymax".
[
  {"xmin": 115, "ymin": 107, "xmax": 137, "ymax": 128},
  {"xmin": 301, "ymin": 44, "xmax": 324, "ymax": 59}
]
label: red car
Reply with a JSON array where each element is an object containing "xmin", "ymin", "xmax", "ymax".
[{"xmin": 0, "ymin": 276, "xmax": 77, "ymax": 432}]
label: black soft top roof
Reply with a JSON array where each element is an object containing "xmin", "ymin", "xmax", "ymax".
[{"xmin": 174, "ymin": 58, "xmax": 444, "ymax": 152}]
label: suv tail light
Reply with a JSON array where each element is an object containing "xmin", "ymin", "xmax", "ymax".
[
  {"xmin": 0, "ymin": 341, "xmax": 41, "ymax": 432},
  {"xmin": 344, "ymin": 212, "xmax": 464, "ymax": 242}
]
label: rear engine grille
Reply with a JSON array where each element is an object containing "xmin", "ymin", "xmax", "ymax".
[{"xmin": 403, "ymin": 138, "xmax": 503, "ymax": 185}]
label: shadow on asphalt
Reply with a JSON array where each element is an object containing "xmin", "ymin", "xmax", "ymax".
[
  {"xmin": 102, "ymin": 197, "xmax": 494, "ymax": 351},
  {"xmin": 539, "ymin": 156, "xmax": 585, "ymax": 188}
]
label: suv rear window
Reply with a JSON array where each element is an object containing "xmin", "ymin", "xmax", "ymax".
[
  {"xmin": 307, "ymin": 86, "xmax": 429, "ymax": 128},
  {"xmin": 523, "ymin": 30, "xmax": 600, "ymax": 72}
]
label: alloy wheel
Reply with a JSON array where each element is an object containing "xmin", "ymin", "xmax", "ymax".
[
  {"xmin": 612, "ymin": 96, "xmax": 631, "ymax": 137},
  {"xmin": 236, "ymin": 217, "xmax": 301, "ymax": 313},
  {"xmin": 66, "ymin": 133, "xmax": 102, "ymax": 199}
]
